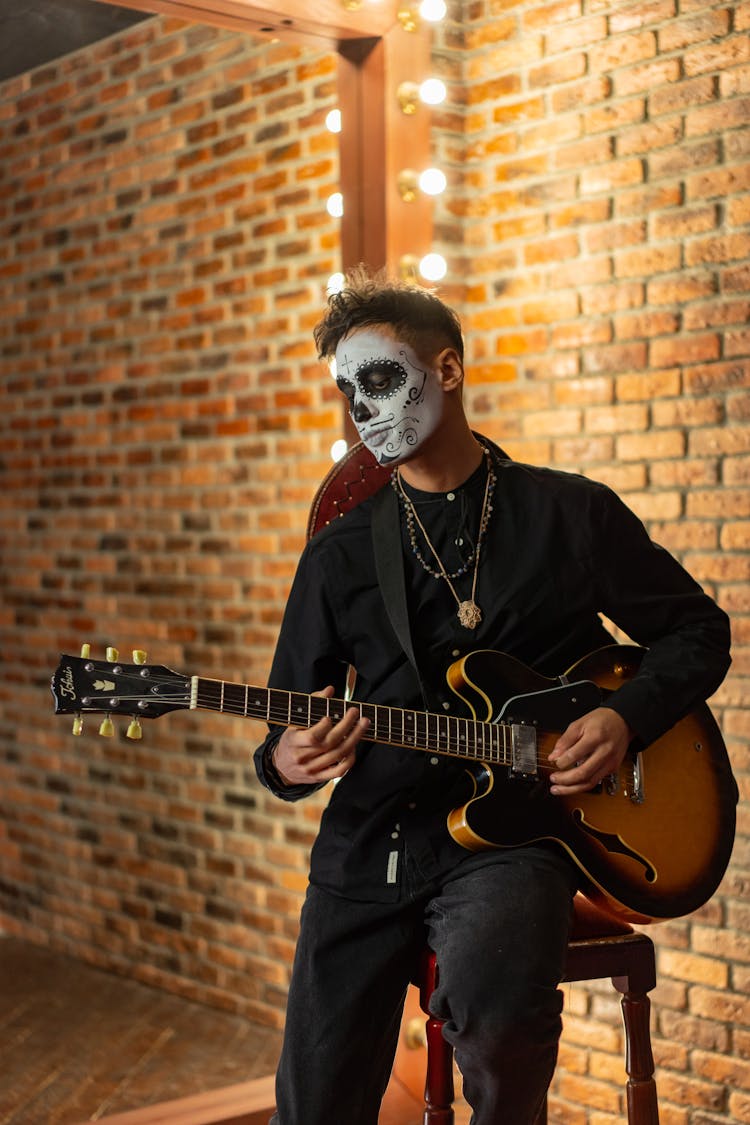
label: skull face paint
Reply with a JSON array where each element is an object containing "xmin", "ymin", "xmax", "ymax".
[{"xmin": 333, "ymin": 330, "xmax": 445, "ymax": 465}]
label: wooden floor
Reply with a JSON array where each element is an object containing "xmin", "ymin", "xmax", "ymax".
[{"xmin": 0, "ymin": 937, "xmax": 283, "ymax": 1125}]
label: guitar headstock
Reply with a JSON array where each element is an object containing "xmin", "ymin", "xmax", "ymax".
[{"xmin": 51, "ymin": 645, "xmax": 191, "ymax": 739}]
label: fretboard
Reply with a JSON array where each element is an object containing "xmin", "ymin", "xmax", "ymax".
[{"xmin": 191, "ymin": 676, "xmax": 513, "ymax": 765}]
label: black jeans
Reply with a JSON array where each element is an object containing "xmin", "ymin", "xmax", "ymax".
[{"xmin": 270, "ymin": 845, "xmax": 578, "ymax": 1125}]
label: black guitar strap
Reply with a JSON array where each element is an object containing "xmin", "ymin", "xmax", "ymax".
[{"xmin": 371, "ymin": 482, "xmax": 431, "ymax": 706}]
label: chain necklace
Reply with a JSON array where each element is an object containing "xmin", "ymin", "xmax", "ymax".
[{"xmin": 392, "ymin": 447, "xmax": 496, "ymax": 629}]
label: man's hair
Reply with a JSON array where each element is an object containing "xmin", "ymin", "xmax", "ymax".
[{"xmin": 313, "ymin": 266, "xmax": 464, "ymax": 363}]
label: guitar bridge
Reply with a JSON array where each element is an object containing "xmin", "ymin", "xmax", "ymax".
[{"xmin": 510, "ymin": 723, "xmax": 538, "ymax": 777}]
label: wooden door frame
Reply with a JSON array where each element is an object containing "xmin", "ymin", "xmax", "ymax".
[{"xmin": 93, "ymin": 0, "xmax": 433, "ymax": 272}]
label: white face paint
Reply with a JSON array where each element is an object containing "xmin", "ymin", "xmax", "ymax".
[{"xmin": 333, "ymin": 330, "xmax": 445, "ymax": 466}]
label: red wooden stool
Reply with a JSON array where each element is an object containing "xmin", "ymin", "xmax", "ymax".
[{"xmin": 413, "ymin": 894, "xmax": 659, "ymax": 1125}]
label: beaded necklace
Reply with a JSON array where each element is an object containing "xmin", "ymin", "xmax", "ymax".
[{"xmin": 391, "ymin": 447, "xmax": 496, "ymax": 629}]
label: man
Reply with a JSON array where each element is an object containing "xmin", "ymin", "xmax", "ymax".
[{"xmin": 254, "ymin": 270, "xmax": 730, "ymax": 1124}]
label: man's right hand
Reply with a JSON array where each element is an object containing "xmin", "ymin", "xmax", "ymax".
[{"xmin": 272, "ymin": 685, "xmax": 370, "ymax": 786}]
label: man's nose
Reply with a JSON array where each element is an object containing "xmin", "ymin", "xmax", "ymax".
[{"xmin": 353, "ymin": 399, "xmax": 374, "ymax": 423}]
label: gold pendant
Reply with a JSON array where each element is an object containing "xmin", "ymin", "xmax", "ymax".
[{"xmin": 457, "ymin": 600, "xmax": 481, "ymax": 629}]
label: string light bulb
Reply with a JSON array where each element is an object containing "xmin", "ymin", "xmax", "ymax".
[
  {"xmin": 331, "ymin": 439, "xmax": 348, "ymax": 462},
  {"xmin": 418, "ymin": 167, "xmax": 447, "ymax": 195},
  {"xmin": 419, "ymin": 77, "xmax": 447, "ymax": 105},
  {"xmin": 419, "ymin": 253, "xmax": 447, "ymax": 281},
  {"xmin": 326, "ymin": 192, "xmax": 344, "ymax": 218},
  {"xmin": 419, "ymin": 0, "xmax": 447, "ymax": 17},
  {"xmin": 325, "ymin": 109, "xmax": 342, "ymax": 133}
]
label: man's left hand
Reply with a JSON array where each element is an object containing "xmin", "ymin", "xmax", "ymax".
[{"xmin": 548, "ymin": 707, "xmax": 632, "ymax": 796}]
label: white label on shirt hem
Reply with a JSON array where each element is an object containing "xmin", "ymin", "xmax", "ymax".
[{"xmin": 387, "ymin": 850, "xmax": 399, "ymax": 884}]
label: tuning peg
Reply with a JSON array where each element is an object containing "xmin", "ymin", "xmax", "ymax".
[
  {"xmin": 106, "ymin": 647, "xmax": 119, "ymax": 662},
  {"xmin": 99, "ymin": 715, "xmax": 115, "ymax": 737},
  {"xmin": 80, "ymin": 643, "xmax": 91, "ymax": 658},
  {"xmin": 126, "ymin": 718, "xmax": 143, "ymax": 740},
  {"xmin": 132, "ymin": 650, "xmax": 147, "ymax": 665},
  {"xmin": 72, "ymin": 715, "xmax": 83, "ymax": 736}
]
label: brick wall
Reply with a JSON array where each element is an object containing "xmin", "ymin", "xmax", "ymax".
[
  {"xmin": 431, "ymin": 1, "xmax": 750, "ymax": 1122},
  {"xmin": 0, "ymin": 17, "xmax": 341, "ymax": 1028},
  {"xmin": 0, "ymin": 2, "xmax": 748, "ymax": 1121}
]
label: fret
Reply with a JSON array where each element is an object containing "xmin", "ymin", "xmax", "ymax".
[
  {"xmin": 437, "ymin": 713, "xmax": 448, "ymax": 754},
  {"xmin": 329, "ymin": 698, "xmax": 345, "ymax": 723},
  {"xmin": 414, "ymin": 710, "xmax": 428, "ymax": 752},
  {"xmin": 500, "ymin": 723, "xmax": 509, "ymax": 765},
  {"xmin": 289, "ymin": 692, "xmax": 309, "ymax": 725},
  {"xmin": 493, "ymin": 722, "xmax": 501, "ymax": 763},
  {"xmin": 268, "ymin": 688, "xmax": 291, "ymax": 725},
  {"xmin": 478, "ymin": 717, "xmax": 488, "ymax": 762},
  {"xmin": 220, "ymin": 680, "xmax": 225, "ymax": 712},
  {"xmin": 361, "ymin": 702, "xmax": 378, "ymax": 730},
  {"xmin": 244, "ymin": 687, "xmax": 267, "ymax": 720},
  {"xmin": 222, "ymin": 682, "xmax": 246, "ymax": 715}
]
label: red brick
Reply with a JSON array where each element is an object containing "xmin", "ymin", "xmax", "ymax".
[
  {"xmin": 613, "ymin": 57, "xmax": 680, "ymax": 96},
  {"xmin": 684, "ymin": 36, "xmax": 750, "ymax": 77},
  {"xmin": 650, "ymin": 333, "xmax": 720, "ymax": 367}
]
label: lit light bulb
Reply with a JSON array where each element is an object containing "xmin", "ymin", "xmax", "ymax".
[
  {"xmin": 419, "ymin": 0, "xmax": 447, "ymax": 18},
  {"xmin": 419, "ymin": 78, "xmax": 447, "ymax": 105},
  {"xmin": 331, "ymin": 439, "xmax": 348, "ymax": 462},
  {"xmin": 329, "ymin": 357, "xmax": 338, "ymax": 378},
  {"xmin": 419, "ymin": 253, "xmax": 447, "ymax": 281},
  {"xmin": 326, "ymin": 109, "xmax": 342, "ymax": 133},
  {"xmin": 326, "ymin": 192, "xmax": 344, "ymax": 218},
  {"xmin": 418, "ymin": 167, "xmax": 447, "ymax": 195},
  {"xmin": 327, "ymin": 272, "xmax": 345, "ymax": 295}
]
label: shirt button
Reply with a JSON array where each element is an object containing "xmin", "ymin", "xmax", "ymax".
[
  {"xmin": 430, "ymin": 756, "xmax": 439, "ymax": 765},
  {"xmin": 391, "ymin": 831, "xmax": 399, "ymax": 839},
  {"xmin": 446, "ymin": 492, "xmax": 455, "ymax": 501},
  {"xmin": 442, "ymin": 701, "xmax": 450, "ymax": 710},
  {"xmin": 408, "ymin": 802, "xmax": 416, "ymax": 810},
  {"xmin": 451, "ymin": 649, "xmax": 460, "ymax": 657}
]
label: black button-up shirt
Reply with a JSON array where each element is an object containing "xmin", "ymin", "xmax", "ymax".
[{"xmin": 254, "ymin": 451, "xmax": 731, "ymax": 902}]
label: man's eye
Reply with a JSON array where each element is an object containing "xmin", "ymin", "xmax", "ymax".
[
  {"xmin": 359, "ymin": 362, "xmax": 407, "ymax": 398},
  {"xmin": 369, "ymin": 374, "xmax": 391, "ymax": 391}
]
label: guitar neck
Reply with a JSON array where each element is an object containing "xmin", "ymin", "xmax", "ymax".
[{"xmin": 192, "ymin": 676, "xmax": 513, "ymax": 766}]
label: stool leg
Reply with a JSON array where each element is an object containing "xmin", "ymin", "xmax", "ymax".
[
  {"xmin": 423, "ymin": 1013, "xmax": 455, "ymax": 1125},
  {"xmin": 619, "ymin": 989, "xmax": 659, "ymax": 1125}
]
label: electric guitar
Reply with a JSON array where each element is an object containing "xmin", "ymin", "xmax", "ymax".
[{"xmin": 50, "ymin": 643, "xmax": 736, "ymax": 924}]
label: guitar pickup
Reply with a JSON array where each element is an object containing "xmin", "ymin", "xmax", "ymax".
[{"xmin": 510, "ymin": 723, "xmax": 538, "ymax": 777}]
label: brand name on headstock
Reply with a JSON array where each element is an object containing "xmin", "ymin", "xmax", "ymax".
[{"xmin": 58, "ymin": 665, "xmax": 76, "ymax": 700}]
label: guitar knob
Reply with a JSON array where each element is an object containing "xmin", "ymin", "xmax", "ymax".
[
  {"xmin": 106, "ymin": 647, "xmax": 119, "ymax": 662},
  {"xmin": 132, "ymin": 650, "xmax": 147, "ymax": 665},
  {"xmin": 126, "ymin": 718, "xmax": 143, "ymax": 740},
  {"xmin": 99, "ymin": 715, "xmax": 115, "ymax": 737},
  {"xmin": 80, "ymin": 643, "xmax": 91, "ymax": 658},
  {"xmin": 72, "ymin": 715, "xmax": 83, "ymax": 736}
]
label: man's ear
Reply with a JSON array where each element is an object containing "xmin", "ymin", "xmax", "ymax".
[{"xmin": 435, "ymin": 348, "xmax": 465, "ymax": 393}]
